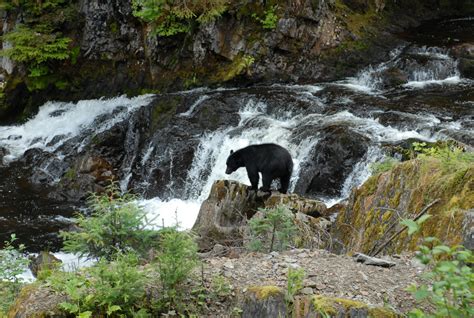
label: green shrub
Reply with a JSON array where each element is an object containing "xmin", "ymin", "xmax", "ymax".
[
  {"xmin": 0, "ymin": 0, "xmax": 66, "ymax": 14},
  {"xmin": 248, "ymin": 205, "xmax": 297, "ymax": 252},
  {"xmin": 286, "ymin": 267, "xmax": 305, "ymax": 305},
  {"xmin": 252, "ymin": 5, "xmax": 279, "ymax": 30},
  {"xmin": 0, "ymin": 24, "xmax": 72, "ymax": 83},
  {"xmin": 156, "ymin": 228, "xmax": 199, "ymax": 309},
  {"xmin": 48, "ymin": 253, "xmax": 150, "ymax": 317},
  {"xmin": 131, "ymin": 0, "xmax": 228, "ymax": 36},
  {"xmin": 413, "ymin": 141, "xmax": 474, "ymax": 173},
  {"xmin": 60, "ymin": 183, "xmax": 160, "ymax": 261},
  {"xmin": 402, "ymin": 216, "xmax": 474, "ymax": 317},
  {"xmin": 0, "ymin": 234, "xmax": 30, "ymax": 314}
]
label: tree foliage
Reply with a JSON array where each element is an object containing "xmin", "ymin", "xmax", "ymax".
[
  {"xmin": 60, "ymin": 184, "xmax": 160, "ymax": 261},
  {"xmin": 131, "ymin": 0, "xmax": 228, "ymax": 36}
]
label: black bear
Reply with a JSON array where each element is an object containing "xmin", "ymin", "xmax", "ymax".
[{"xmin": 225, "ymin": 143, "xmax": 293, "ymax": 194}]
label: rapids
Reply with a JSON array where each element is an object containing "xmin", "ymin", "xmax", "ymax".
[{"xmin": 0, "ymin": 37, "xmax": 473, "ymax": 252}]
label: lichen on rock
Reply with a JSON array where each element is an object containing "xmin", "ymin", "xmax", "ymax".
[{"xmin": 332, "ymin": 155, "xmax": 474, "ymax": 255}]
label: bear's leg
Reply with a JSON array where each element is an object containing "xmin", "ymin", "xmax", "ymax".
[
  {"xmin": 279, "ymin": 175, "xmax": 290, "ymax": 194},
  {"xmin": 260, "ymin": 173, "xmax": 272, "ymax": 193},
  {"xmin": 246, "ymin": 166, "xmax": 259, "ymax": 191}
]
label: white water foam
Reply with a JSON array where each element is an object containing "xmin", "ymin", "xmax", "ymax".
[
  {"xmin": 0, "ymin": 94, "xmax": 155, "ymax": 164},
  {"xmin": 139, "ymin": 100, "xmax": 450, "ymax": 228},
  {"xmin": 337, "ymin": 46, "xmax": 463, "ymax": 93},
  {"xmin": 18, "ymin": 252, "xmax": 95, "ymax": 283},
  {"xmin": 179, "ymin": 95, "xmax": 210, "ymax": 117}
]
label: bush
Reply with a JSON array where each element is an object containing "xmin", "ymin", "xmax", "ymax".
[
  {"xmin": 131, "ymin": 0, "xmax": 228, "ymax": 36},
  {"xmin": 156, "ymin": 227, "xmax": 199, "ymax": 309},
  {"xmin": 402, "ymin": 217, "xmax": 474, "ymax": 317},
  {"xmin": 0, "ymin": 24, "xmax": 71, "ymax": 77},
  {"xmin": 0, "ymin": 234, "xmax": 30, "ymax": 314},
  {"xmin": 48, "ymin": 253, "xmax": 149, "ymax": 317},
  {"xmin": 286, "ymin": 267, "xmax": 305, "ymax": 303},
  {"xmin": 248, "ymin": 205, "xmax": 297, "ymax": 252},
  {"xmin": 413, "ymin": 141, "xmax": 474, "ymax": 173},
  {"xmin": 60, "ymin": 184, "xmax": 160, "ymax": 260}
]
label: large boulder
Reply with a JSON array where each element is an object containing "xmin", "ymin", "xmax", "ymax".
[
  {"xmin": 294, "ymin": 125, "xmax": 370, "ymax": 197},
  {"xmin": 331, "ymin": 157, "xmax": 474, "ymax": 255},
  {"xmin": 192, "ymin": 180, "xmax": 330, "ymax": 251}
]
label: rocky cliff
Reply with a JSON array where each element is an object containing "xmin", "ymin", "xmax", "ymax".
[{"xmin": 1, "ymin": 0, "xmax": 473, "ymax": 122}]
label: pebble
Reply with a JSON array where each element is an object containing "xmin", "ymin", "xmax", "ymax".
[{"xmin": 301, "ymin": 287, "xmax": 314, "ymax": 295}]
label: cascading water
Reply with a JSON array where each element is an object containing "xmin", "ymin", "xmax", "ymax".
[
  {"xmin": 339, "ymin": 45, "xmax": 466, "ymax": 93},
  {"xmin": 0, "ymin": 41, "xmax": 472, "ymax": 250}
]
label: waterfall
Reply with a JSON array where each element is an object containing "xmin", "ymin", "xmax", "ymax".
[
  {"xmin": 0, "ymin": 43, "xmax": 472, "ymax": 243},
  {"xmin": 0, "ymin": 95, "xmax": 155, "ymax": 164},
  {"xmin": 337, "ymin": 45, "xmax": 466, "ymax": 93}
]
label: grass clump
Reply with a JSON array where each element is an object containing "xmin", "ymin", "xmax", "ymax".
[
  {"xmin": 252, "ymin": 5, "xmax": 279, "ymax": 30},
  {"xmin": 370, "ymin": 157, "xmax": 400, "ymax": 174}
]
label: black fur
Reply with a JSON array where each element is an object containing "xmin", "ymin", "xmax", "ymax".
[{"xmin": 225, "ymin": 143, "xmax": 293, "ymax": 193}]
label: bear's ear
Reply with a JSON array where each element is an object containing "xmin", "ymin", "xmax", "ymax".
[{"xmin": 230, "ymin": 150, "xmax": 234, "ymax": 155}]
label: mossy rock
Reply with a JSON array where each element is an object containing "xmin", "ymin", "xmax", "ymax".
[
  {"xmin": 242, "ymin": 286, "xmax": 286, "ymax": 318},
  {"xmin": 7, "ymin": 283, "xmax": 66, "ymax": 318},
  {"xmin": 332, "ymin": 155, "xmax": 474, "ymax": 255},
  {"xmin": 265, "ymin": 193, "xmax": 329, "ymax": 218},
  {"xmin": 307, "ymin": 295, "xmax": 398, "ymax": 317}
]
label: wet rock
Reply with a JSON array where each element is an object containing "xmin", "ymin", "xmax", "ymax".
[
  {"xmin": 294, "ymin": 125, "xmax": 370, "ymax": 197},
  {"xmin": 458, "ymin": 58, "xmax": 474, "ymax": 79},
  {"xmin": 451, "ymin": 42, "xmax": 474, "ymax": 79},
  {"xmin": 451, "ymin": 43, "xmax": 474, "ymax": 59},
  {"xmin": 28, "ymin": 251, "xmax": 62, "ymax": 278},
  {"xmin": 380, "ymin": 67, "xmax": 408, "ymax": 88}
]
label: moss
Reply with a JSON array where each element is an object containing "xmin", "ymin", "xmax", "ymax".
[
  {"xmin": 312, "ymin": 295, "xmax": 366, "ymax": 315},
  {"xmin": 311, "ymin": 295, "xmax": 397, "ymax": 317},
  {"xmin": 364, "ymin": 175, "xmax": 379, "ymax": 195},
  {"xmin": 248, "ymin": 286, "xmax": 282, "ymax": 300},
  {"xmin": 368, "ymin": 307, "xmax": 399, "ymax": 318},
  {"xmin": 150, "ymin": 96, "xmax": 182, "ymax": 130},
  {"xmin": 212, "ymin": 54, "xmax": 255, "ymax": 83},
  {"xmin": 63, "ymin": 168, "xmax": 76, "ymax": 181},
  {"xmin": 335, "ymin": 155, "xmax": 474, "ymax": 254}
]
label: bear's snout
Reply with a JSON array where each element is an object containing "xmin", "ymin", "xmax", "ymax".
[{"xmin": 225, "ymin": 167, "xmax": 233, "ymax": 174}]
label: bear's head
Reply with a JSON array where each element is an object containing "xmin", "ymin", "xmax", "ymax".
[{"xmin": 225, "ymin": 150, "xmax": 241, "ymax": 174}]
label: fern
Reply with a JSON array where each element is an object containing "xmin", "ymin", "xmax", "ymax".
[{"xmin": 132, "ymin": 0, "xmax": 228, "ymax": 36}]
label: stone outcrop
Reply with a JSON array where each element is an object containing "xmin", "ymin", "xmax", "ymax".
[
  {"xmin": 192, "ymin": 180, "xmax": 331, "ymax": 251},
  {"xmin": 294, "ymin": 125, "xmax": 370, "ymax": 197},
  {"xmin": 1, "ymin": 0, "xmax": 469, "ymax": 122},
  {"xmin": 28, "ymin": 252, "xmax": 62, "ymax": 278},
  {"xmin": 331, "ymin": 157, "xmax": 474, "ymax": 255},
  {"xmin": 452, "ymin": 43, "xmax": 474, "ymax": 79}
]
